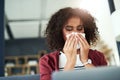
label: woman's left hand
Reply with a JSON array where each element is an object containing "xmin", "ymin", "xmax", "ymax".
[{"xmin": 76, "ymin": 34, "xmax": 90, "ymax": 63}]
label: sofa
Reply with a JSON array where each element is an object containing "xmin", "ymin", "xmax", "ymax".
[{"xmin": 0, "ymin": 74, "xmax": 40, "ymax": 80}]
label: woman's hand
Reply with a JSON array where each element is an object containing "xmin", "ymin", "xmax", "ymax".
[
  {"xmin": 63, "ymin": 34, "xmax": 77, "ymax": 70},
  {"xmin": 76, "ymin": 34, "xmax": 90, "ymax": 63}
]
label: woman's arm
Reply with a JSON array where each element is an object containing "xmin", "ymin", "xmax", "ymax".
[{"xmin": 39, "ymin": 57, "xmax": 51, "ymax": 80}]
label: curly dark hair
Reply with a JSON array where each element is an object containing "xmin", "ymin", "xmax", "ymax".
[{"xmin": 45, "ymin": 7, "xmax": 99, "ymax": 51}]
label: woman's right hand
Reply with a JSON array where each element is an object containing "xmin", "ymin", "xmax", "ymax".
[{"xmin": 63, "ymin": 34, "xmax": 77, "ymax": 70}]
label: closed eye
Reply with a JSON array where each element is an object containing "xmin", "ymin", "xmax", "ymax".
[
  {"xmin": 65, "ymin": 25, "xmax": 73, "ymax": 31},
  {"xmin": 77, "ymin": 25, "xmax": 84, "ymax": 31}
]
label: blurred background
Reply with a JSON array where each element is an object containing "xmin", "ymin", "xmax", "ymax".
[{"xmin": 1, "ymin": 0, "xmax": 120, "ymax": 77}]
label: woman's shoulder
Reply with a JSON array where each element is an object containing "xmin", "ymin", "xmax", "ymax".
[
  {"xmin": 89, "ymin": 49, "xmax": 104, "ymax": 57},
  {"xmin": 40, "ymin": 50, "xmax": 60, "ymax": 61}
]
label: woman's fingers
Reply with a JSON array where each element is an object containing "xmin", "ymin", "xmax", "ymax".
[
  {"xmin": 76, "ymin": 34, "xmax": 84, "ymax": 48},
  {"xmin": 78, "ymin": 34, "xmax": 89, "ymax": 46},
  {"xmin": 73, "ymin": 37, "xmax": 77, "ymax": 49},
  {"xmin": 64, "ymin": 34, "xmax": 73, "ymax": 48},
  {"xmin": 76, "ymin": 34, "xmax": 90, "ymax": 62},
  {"xmin": 76, "ymin": 34, "xmax": 89, "ymax": 48},
  {"xmin": 63, "ymin": 34, "xmax": 76, "ymax": 55},
  {"xmin": 65, "ymin": 34, "xmax": 76, "ymax": 48},
  {"xmin": 64, "ymin": 34, "xmax": 78, "ymax": 53}
]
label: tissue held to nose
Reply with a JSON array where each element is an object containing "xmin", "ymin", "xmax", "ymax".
[{"xmin": 66, "ymin": 32, "xmax": 85, "ymax": 49}]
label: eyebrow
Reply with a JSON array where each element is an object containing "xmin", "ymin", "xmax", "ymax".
[
  {"xmin": 65, "ymin": 25, "xmax": 83, "ymax": 27},
  {"xmin": 77, "ymin": 25, "xmax": 83, "ymax": 27}
]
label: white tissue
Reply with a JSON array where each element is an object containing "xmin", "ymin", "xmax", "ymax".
[{"xmin": 66, "ymin": 32, "xmax": 85, "ymax": 49}]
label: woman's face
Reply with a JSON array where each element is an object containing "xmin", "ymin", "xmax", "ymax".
[{"xmin": 62, "ymin": 17, "xmax": 84, "ymax": 41}]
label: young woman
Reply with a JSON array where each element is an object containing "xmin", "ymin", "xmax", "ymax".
[{"xmin": 39, "ymin": 7, "xmax": 107, "ymax": 80}]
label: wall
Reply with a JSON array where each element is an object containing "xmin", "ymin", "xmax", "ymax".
[{"xmin": 112, "ymin": 0, "xmax": 120, "ymax": 41}]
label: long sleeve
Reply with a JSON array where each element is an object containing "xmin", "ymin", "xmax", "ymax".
[
  {"xmin": 39, "ymin": 51, "xmax": 59, "ymax": 80},
  {"xmin": 88, "ymin": 49, "xmax": 107, "ymax": 66},
  {"xmin": 98, "ymin": 51, "xmax": 107, "ymax": 66},
  {"xmin": 39, "ymin": 57, "xmax": 52, "ymax": 80}
]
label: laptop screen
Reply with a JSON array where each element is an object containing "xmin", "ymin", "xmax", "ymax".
[{"xmin": 52, "ymin": 66, "xmax": 120, "ymax": 80}]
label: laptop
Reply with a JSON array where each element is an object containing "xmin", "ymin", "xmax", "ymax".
[{"xmin": 52, "ymin": 66, "xmax": 120, "ymax": 80}]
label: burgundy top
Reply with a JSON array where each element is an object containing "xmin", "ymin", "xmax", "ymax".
[{"xmin": 39, "ymin": 49, "xmax": 107, "ymax": 80}]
